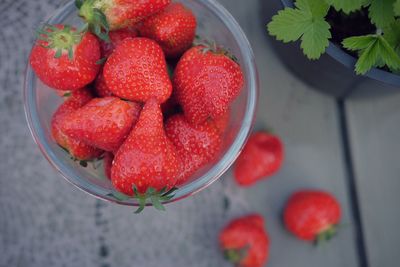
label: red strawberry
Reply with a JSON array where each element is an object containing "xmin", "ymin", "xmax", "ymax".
[
  {"xmin": 30, "ymin": 24, "xmax": 100, "ymax": 91},
  {"xmin": 103, "ymin": 152, "xmax": 114, "ymax": 179},
  {"xmin": 234, "ymin": 132, "xmax": 284, "ymax": 187},
  {"xmin": 111, "ymin": 98, "xmax": 180, "ymax": 211},
  {"xmin": 51, "ymin": 88, "xmax": 103, "ymax": 160},
  {"xmin": 103, "ymin": 38, "xmax": 172, "ymax": 103},
  {"xmin": 165, "ymin": 114, "xmax": 222, "ymax": 185},
  {"xmin": 139, "ymin": 3, "xmax": 197, "ymax": 58},
  {"xmin": 284, "ymin": 190, "xmax": 341, "ymax": 242},
  {"xmin": 100, "ymin": 27, "xmax": 139, "ymax": 58},
  {"xmin": 174, "ymin": 45, "xmax": 244, "ymax": 124},
  {"xmin": 214, "ymin": 110, "xmax": 230, "ymax": 135},
  {"xmin": 219, "ymin": 214, "xmax": 269, "ymax": 267},
  {"xmin": 77, "ymin": 0, "xmax": 170, "ymax": 32},
  {"xmin": 94, "ymin": 68, "xmax": 114, "ymax": 97},
  {"xmin": 61, "ymin": 97, "xmax": 141, "ymax": 152}
]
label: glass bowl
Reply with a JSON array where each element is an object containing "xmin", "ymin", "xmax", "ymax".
[{"xmin": 24, "ymin": 0, "xmax": 259, "ymax": 207}]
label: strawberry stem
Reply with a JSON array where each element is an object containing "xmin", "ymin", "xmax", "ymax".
[
  {"xmin": 314, "ymin": 225, "xmax": 339, "ymax": 246},
  {"xmin": 107, "ymin": 186, "xmax": 178, "ymax": 213},
  {"xmin": 36, "ymin": 24, "xmax": 82, "ymax": 60},
  {"xmin": 77, "ymin": 0, "xmax": 110, "ymax": 42},
  {"xmin": 223, "ymin": 247, "xmax": 248, "ymax": 264},
  {"xmin": 195, "ymin": 38, "xmax": 239, "ymax": 63}
]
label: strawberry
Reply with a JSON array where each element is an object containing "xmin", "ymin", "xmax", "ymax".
[
  {"xmin": 234, "ymin": 132, "xmax": 284, "ymax": 187},
  {"xmin": 51, "ymin": 88, "xmax": 103, "ymax": 160},
  {"xmin": 103, "ymin": 38, "xmax": 172, "ymax": 103},
  {"xmin": 103, "ymin": 152, "xmax": 114, "ymax": 180},
  {"xmin": 284, "ymin": 190, "xmax": 341, "ymax": 243},
  {"xmin": 61, "ymin": 97, "xmax": 141, "ymax": 152},
  {"xmin": 30, "ymin": 24, "xmax": 100, "ymax": 91},
  {"xmin": 174, "ymin": 45, "xmax": 244, "ymax": 124},
  {"xmin": 100, "ymin": 27, "xmax": 139, "ymax": 58},
  {"xmin": 139, "ymin": 3, "xmax": 197, "ymax": 58},
  {"xmin": 165, "ymin": 114, "xmax": 222, "ymax": 185},
  {"xmin": 214, "ymin": 110, "xmax": 230, "ymax": 135},
  {"xmin": 94, "ymin": 68, "xmax": 114, "ymax": 97},
  {"xmin": 77, "ymin": 0, "xmax": 170, "ymax": 33},
  {"xmin": 219, "ymin": 214, "xmax": 269, "ymax": 267},
  {"xmin": 111, "ymin": 98, "xmax": 180, "ymax": 212}
]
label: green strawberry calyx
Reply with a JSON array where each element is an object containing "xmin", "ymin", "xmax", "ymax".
[
  {"xmin": 76, "ymin": 0, "xmax": 110, "ymax": 42},
  {"xmin": 223, "ymin": 247, "xmax": 248, "ymax": 264},
  {"xmin": 314, "ymin": 224, "xmax": 339, "ymax": 245},
  {"xmin": 36, "ymin": 24, "xmax": 83, "ymax": 60},
  {"xmin": 107, "ymin": 186, "xmax": 178, "ymax": 214},
  {"xmin": 195, "ymin": 38, "xmax": 238, "ymax": 63}
]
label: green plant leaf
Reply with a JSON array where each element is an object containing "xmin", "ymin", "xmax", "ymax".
[
  {"xmin": 343, "ymin": 34, "xmax": 400, "ymax": 74},
  {"xmin": 377, "ymin": 35, "xmax": 400, "ymax": 70},
  {"xmin": 324, "ymin": 0, "xmax": 366, "ymax": 13},
  {"xmin": 384, "ymin": 19, "xmax": 400, "ymax": 51},
  {"xmin": 268, "ymin": 9, "xmax": 311, "ymax": 42},
  {"xmin": 353, "ymin": 37, "xmax": 380, "ymax": 74},
  {"xmin": 300, "ymin": 19, "xmax": 331, "ymax": 59},
  {"xmin": 394, "ymin": 0, "xmax": 400, "ymax": 16},
  {"xmin": 267, "ymin": 0, "xmax": 331, "ymax": 60},
  {"xmin": 342, "ymin": 35, "xmax": 377, "ymax": 50},
  {"xmin": 368, "ymin": 0, "xmax": 395, "ymax": 28}
]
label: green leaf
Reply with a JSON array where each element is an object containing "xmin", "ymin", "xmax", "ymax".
[
  {"xmin": 394, "ymin": 0, "xmax": 400, "ymax": 16},
  {"xmin": 300, "ymin": 18, "xmax": 331, "ymax": 59},
  {"xmin": 324, "ymin": 0, "xmax": 365, "ymax": 13},
  {"xmin": 368, "ymin": 0, "xmax": 396, "ymax": 28},
  {"xmin": 268, "ymin": 9, "xmax": 311, "ymax": 42},
  {"xmin": 296, "ymin": 0, "xmax": 330, "ymax": 16},
  {"xmin": 384, "ymin": 19, "xmax": 400, "ymax": 49},
  {"xmin": 267, "ymin": 0, "xmax": 331, "ymax": 60},
  {"xmin": 343, "ymin": 34, "xmax": 400, "ymax": 74},
  {"xmin": 342, "ymin": 35, "xmax": 377, "ymax": 50},
  {"xmin": 377, "ymin": 35, "xmax": 400, "ymax": 70}
]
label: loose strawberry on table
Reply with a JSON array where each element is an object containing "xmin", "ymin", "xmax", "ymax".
[
  {"xmin": 234, "ymin": 132, "xmax": 284, "ymax": 187},
  {"xmin": 30, "ymin": 24, "xmax": 100, "ymax": 91},
  {"xmin": 219, "ymin": 214, "xmax": 269, "ymax": 267},
  {"xmin": 174, "ymin": 45, "xmax": 244, "ymax": 124},
  {"xmin": 284, "ymin": 190, "xmax": 342, "ymax": 243},
  {"xmin": 103, "ymin": 37, "xmax": 172, "ymax": 103},
  {"xmin": 165, "ymin": 114, "xmax": 222, "ymax": 185},
  {"xmin": 77, "ymin": 0, "xmax": 170, "ymax": 33},
  {"xmin": 61, "ymin": 97, "xmax": 141, "ymax": 152},
  {"xmin": 139, "ymin": 3, "xmax": 197, "ymax": 58},
  {"xmin": 51, "ymin": 88, "xmax": 103, "ymax": 160},
  {"xmin": 111, "ymin": 99, "xmax": 181, "ymax": 212}
]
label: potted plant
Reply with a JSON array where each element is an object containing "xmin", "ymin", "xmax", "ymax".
[{"xmin": 266, "ymin": 0, "xmax": 400, "ymax": 97}]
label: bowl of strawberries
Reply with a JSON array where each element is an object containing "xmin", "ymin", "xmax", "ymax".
[{"xmin": 24, "ymin": 0, "xmax": 258, "ymax": 212}]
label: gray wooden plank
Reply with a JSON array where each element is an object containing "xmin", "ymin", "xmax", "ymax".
[
  {"xmin": 218, "ymin": 0, "xmax": 360, "ymax": 266},
  {"xmin": 346, "ymin": 80, "xmax": 400, "ymax": 267}
]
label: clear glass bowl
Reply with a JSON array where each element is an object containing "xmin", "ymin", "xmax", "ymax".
[{"xmin": 24, "ymin": 0, "xmax": 259, "ymax": 206}]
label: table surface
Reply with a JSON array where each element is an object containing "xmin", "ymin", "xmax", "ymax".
[{"xmin": 0, "ymin": 0, "xmax": 399, "ymax": 267}]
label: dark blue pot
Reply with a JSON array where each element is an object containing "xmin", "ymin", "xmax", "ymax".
[{"xmin": 263, "ymin": 0, "xmax": 400, "ymax": 97}]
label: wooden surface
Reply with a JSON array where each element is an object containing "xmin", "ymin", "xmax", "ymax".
[
  {"xmin": 346, "ymin": 80, "xmax": 400, "ymax": 267},
  {"xmin": 0, "ymin": 0, "xmax": 399, "ymax": 266}
]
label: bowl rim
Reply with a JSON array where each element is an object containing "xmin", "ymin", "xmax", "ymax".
[{"xmin": 24, "ymin": 0, "xmax": 259, "ymax": 206}]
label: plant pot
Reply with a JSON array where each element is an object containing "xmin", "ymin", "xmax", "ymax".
[{"xmin": 262, "ymin": 0, "xmax": 400, "ymax": 98}]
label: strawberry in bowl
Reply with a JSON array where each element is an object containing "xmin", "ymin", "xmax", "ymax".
[{"xmin": 24, "ymin": 0, "xmax": 258, "ymax": 212}]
